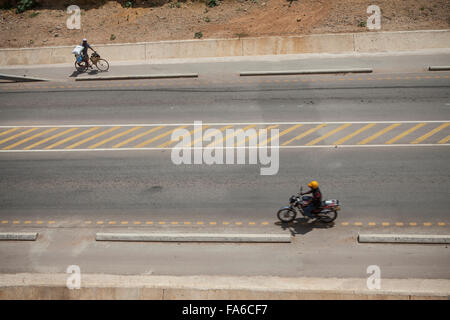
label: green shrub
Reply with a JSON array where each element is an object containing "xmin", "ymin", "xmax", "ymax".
[
  {"xmin": 125, "ymin": 1, "xmax": 133, "ymax": 8},
  {"xmin": 206, "ymin": 0, "xmax": 219, "ymax": 8},
  {"xmin": 194, "ymin": 31, "xmax": 203, "ymax": 39},
  {"xmin": 358, "ymin": 20, "xmax": 366, "ymax": 28},
  {"xmin": 16, "ymin": 0, "xmax": 35, "ymax": 13},
  {"xmin": 110, "ymin": 34, "xmax": 116, "ymax": 41}
]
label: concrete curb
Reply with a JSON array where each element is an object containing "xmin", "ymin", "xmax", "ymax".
[
  {"xmin": 358, "ymin": 234, "xmax": 450, "ymax": 244},
  {"xmin": 1, "ymin": 29, "xmax": 449, "ymax": 66},
  {"xmin": 75, "ymin": 73, "xmax": 198, "ymax": 81},
  {"xmin": 96, "ymin": 233, "xmax": 291, "ymax": 243},
  {"xmin": 1, "ymin": 273, "xmax": 449, "ymax": 299},
  {"xmin": 0, "ymin": 73, "xmax": 50, "ymax": 82},
  {"xmin": 0, "ymin": 232, "xmax": 38, "ymax": 241},
  {"xmin": 428, "ymin": 66, "xmax": 450, "ymax": 71},
  {"xmin": 240, "ymin": 68, "xmax": 372, "ymax": 76}
]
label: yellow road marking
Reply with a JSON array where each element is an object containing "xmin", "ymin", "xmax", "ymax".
[
  {"xmin": 438, "ymin": 222, "xmax": 446, "ymax": 226},
  {"xmin": 36, "ymin": 221, "xmax": 43, "ymax": 224},
  {"xmin": 368, "ymin": 222, "xmax": 376, "ymax": 226},
  {"xmin": 133, "ymin": 221, "xmax": 141, "ymax": 225},
  {"xmin": 146, "ymin": 221, "xmax": 153, "ymax": 225},
  {"xmin": 249, "ymin": 222, "xmax": 256, "ymax": 225},
  {"xmin": 2, "ymin": 127, "xmax": 58, "ymax": 150},
  {"xmin": 88, "ymin": 126, "xmax": 142, "ymax": 149},
  {"xmin": 113, "ymin": 126, "xmax": 164, "ymax": 148},
  {"xmin": 210, "ymin": 222, "xmax": 217, "ymax": 225},
  {"xmin": 0, "ymin": 127, "xmax": 19, "ymax": 138},
  {"xmin": 1, "ymin": 220, "xmax": 8, "ymax": 224},
  {"xmin": 261, "ymin": 222, "xmax": 269, "ymax": 225},
  {"xmin": 411, "ymin": 123, "xmax": 449, "ymax": 144},
  {"xmin": 424, "ymin": 222, "xmax": 432, "ymax": 226},
  {"xmin": 48, "ymin": 221, "xmax": 55, "ymax": 224},
  {"xmin": 306, "ymin": 123, "xmax": 351, "ymax": 146},
  {"xmin": 395, "ymin": 222, "xmax": 404, "ymax": 227},
  {"xmin": 333, "ymin": 123, "xmax": 376, "ymax": 145},
  {"xmin": 109, "ymin": 221, "xmax": 116, "ymax": 225},
  {"xmin": 24, "ymin": 127, "xmax": 78, "ymax": 150},
  {"xmin": 385, "ymin": 123, "xmax": 426, "ymax": 144},
  {"xmin": 45, "ymin": 127, "xmax": 99, "ymax": 149},
  {"xmin": 171, "ymin": 221, "xmax": 178, "ymax": 225},
  {"xmin": 13, "ymin": 220, "xmax": 20, "ymax": 224},
  {"xmin": 382, "ymin": 222, "xmax": 390, "ymax": 226},
  {"xmin": 207, "ymin": 124, "xmax": 256, "ymax": 148},
  {"xmin": 235, "ymin": 125, "xmax": 279, "ymax": 147},
  {"xmin": 235, "ymin": 222, "xmax": 242, "ymax": 225},
  {"xmin": 258, "ymin": 124, "xmax": 303, "ymax": 147},
  {"xmin": 24, "ymin": 221, "xmax": 31, "ymax": 224},
  {"xmin": 282, "ymin": 124, "xmax": 326, "ymax": 146},
  {"xmin": 0, "ymin": 127, "xmax": 39, "ymax": 146},
  {"xmin": 357, "ymin": 123, "xmax": 400, "ymax": 145},
  {"xmin": 188, "ymin": 125, "xmax": 232, "ymax": 147},
  {"xmin": 223, "ymin": 222, "xmax": 230, "ymax": 225},
  {"xmin": 159, "ymin": 221, "xmax": 166, "ymax": 225},
  {"xmin": 121, "ymin": 221, "xmax": 128, "ymax": 225},
  {"xmin": 197, "ymin": 221, "xmax": 204, "ymax": 225},
  {"xmin": 341, "ymin": 222, "xmax": 349, "ymax": 226},
  {"xmin": 184, "ymin": 221, "xmax": 191, "ymax": 225},
  {"xmin": 438, "ymin": 135, "xmax": 450, "ymax": 144},
  {"xmin": 409, "ymin": 222, "xmax": 417, "ymax": 226},
  {"xmin": 158, "ymin": 125, "xmax": 209, "ymax": 148},
  {"xmin": 85, "ymin": 221, "xmax": 92, "ymax": 224},
  {"xmin": 135, "ymin": 126, "xmax": 187, "ymax": 148},
  {"xmin": 354, "ymin": 222, "xmax": 363, "ymax": 226},
  {"xmin": 96, "ymin": 221, "xmax": 103, "ymax": 225},
  {"xmin": 66, "ymin": 126, "xmax": 120, "ymax": 149}
]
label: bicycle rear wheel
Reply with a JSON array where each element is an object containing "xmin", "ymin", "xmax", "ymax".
[{"xmin": 96, "ymin": 59, "xmax": 109, "ymax": 72}]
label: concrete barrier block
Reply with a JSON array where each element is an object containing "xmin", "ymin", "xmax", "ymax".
[
  {"xmin": 354, "ymin": 30, "xmax": 450, "ymax": 52},
  {"xmin": 146, "ymin": 38, "xmax": 242, "ymax": 59}
]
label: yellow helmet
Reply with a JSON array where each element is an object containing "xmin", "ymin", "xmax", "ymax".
[{"xmin": 308, "ymin": 180, "xmax": 319, "ymax": 189}]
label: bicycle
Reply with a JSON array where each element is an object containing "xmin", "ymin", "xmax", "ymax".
[{"xmin": 75, "ymin": 52, "xmax": 109, "ymax": 73}]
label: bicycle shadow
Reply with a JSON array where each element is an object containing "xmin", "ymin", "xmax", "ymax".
[
  {"xmin": 275, "ymin": 217, "xmax": 335, "ymax": 237},
  {"xmin": 69, "ymin": 70, "xmax": 101, "ymax": 78}
]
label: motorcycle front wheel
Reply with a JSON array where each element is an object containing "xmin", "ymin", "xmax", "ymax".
[
  {"xmin": 318, "ymin": 210, "xmax": 338, "ymax": 223},
  {"xmin": 277, "ymin": 208, "xmax": 297, "ymax": 223}
]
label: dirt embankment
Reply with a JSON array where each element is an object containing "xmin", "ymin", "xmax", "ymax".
[{"xmin": 0, "ymin": 0, "xmax": 449, "ymax": 48}]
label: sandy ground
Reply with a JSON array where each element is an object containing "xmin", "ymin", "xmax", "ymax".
[{"xmin": 0, "ymin": 0, "xmax": 449, "ymax": 48}]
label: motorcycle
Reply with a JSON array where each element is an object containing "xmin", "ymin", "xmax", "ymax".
[{"xmin": 277, "ymin": 187, "xmax": 340, "ymax": 223}]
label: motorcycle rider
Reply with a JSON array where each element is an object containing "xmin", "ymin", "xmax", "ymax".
[
  {"xmin": 301, "ymin": 180, "xmax": 322, "ymax": 218},
  {"xmin": 80, "ymin": 38, "xmax": 96, "ymax": 68}
]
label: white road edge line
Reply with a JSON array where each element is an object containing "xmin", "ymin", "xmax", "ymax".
[
  {"xmin": 0, "ymin": 144, "xmax": 449, "ymax": 152},
  {"xmin": 0, "ymin": 120, "xmax": 449, "ymax": 128}
]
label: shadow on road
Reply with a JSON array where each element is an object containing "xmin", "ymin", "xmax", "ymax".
[{"xmin": 275, "ymin": 218, "xmax": 335, "ymax": 237}]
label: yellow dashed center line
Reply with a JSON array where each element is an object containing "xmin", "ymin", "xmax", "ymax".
[
  {"xmin": 24, "ymin": 127, "xmax": 78, "ymax": 150},
  {"xmin": 3, "ymin": 127, "xmax": 59, "ymax": 150}
]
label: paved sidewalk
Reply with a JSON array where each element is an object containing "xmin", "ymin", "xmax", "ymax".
[{"xmin": 1, "ymin": 49, "xmax": 449, "ymax": 82}]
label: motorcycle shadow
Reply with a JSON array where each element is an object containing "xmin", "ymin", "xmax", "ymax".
[{"xmin": 275, "ymin": 217, "xmax": 335, "ymax": 236}]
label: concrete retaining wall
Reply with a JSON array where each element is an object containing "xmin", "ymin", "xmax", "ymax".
[
  {"xmin": 0, "ymin": 273, "xmax": 449, "ymax": 300},
  {"xmin": 0, "ymin": 29, "xmax": 449, "ymax": 66}
]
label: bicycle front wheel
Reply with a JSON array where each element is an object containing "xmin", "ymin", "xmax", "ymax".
[{"xmin": 95, "ymin": 59, "xmax": 109, "ymax": 72}]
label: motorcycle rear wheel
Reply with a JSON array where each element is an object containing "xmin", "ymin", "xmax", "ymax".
[
  {"xmin": 277, "ymin": 208, "xmax": 297, "ymax": 223},
  {"xmin": 318, "ymin": 210, "xmax": 338, "ymax": 223}
]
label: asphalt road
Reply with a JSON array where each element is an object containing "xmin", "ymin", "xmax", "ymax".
[{"xmin": 0, "ymin": 54, "xmax": 449, "ymax": 278}]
